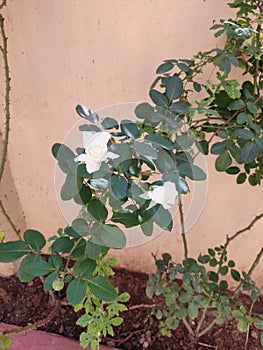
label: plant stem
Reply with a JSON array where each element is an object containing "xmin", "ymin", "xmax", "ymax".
[
  {"xmin": 178, "ymin": 195, "xmax": 188, "ymax": 259},
  {"xmin": 196, "ymin": 296, "xmax": 211, "ymax": 335},
  {"xmin": 253, "ymin": 24, "xmax": 261, "ymax": 96},
  {"xmin": 234, "ymin": 247, "xmax": 263, "ymax": 294},
  {"xmin": 197, "ymin": 316, "xmax": 220, "ymax": 338},
  {"xmin": 0, "ymin": 13, "xmax": 11, "ymax": 183},
  {"xmin": 227, "ymin": 212, "xmax": 263, "ymax": 246},
  {"xmin": 0, "ymin": 199, "xmax": 21, "ymax": 239},
  {"xmin": 244, "ymin": 302, "xmax": 254, "ymax": 350},
  {"xmin": 0, "ymin": 9, "xmax": 21, "ymax": 239}
]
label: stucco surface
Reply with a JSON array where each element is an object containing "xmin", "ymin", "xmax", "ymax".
[{"xmin": 0, "ymin": 0, "xmax": 262, "ymax": 285}]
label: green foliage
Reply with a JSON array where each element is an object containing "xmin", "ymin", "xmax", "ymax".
[
  {"xmin": 0, "ymin": 1, "xmax": 262, "ymax": 349},
  {"xmin": 147, "ymin": 245, "xmax": 261, "ymax": 341},
  {"xmin": 76, "ymin": 291, "xmax": 130, "ymax": 350}
]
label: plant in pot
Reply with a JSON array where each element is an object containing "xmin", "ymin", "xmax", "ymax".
[{"xmin": 0, "ymin": 0, "xmax": 263, "ymax": 349}]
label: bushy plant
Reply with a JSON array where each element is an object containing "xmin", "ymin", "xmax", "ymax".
[{"xmin": 0, "ymin": 0, "xmax": 263, "ymax": 349}]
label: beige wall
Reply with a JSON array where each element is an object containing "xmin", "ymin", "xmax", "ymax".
[{"xmin": 1, "ymin": 1, "xmax": 263, "ymax": 286}]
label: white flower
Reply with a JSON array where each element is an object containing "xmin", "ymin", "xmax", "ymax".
[
  {"xmin": 140, "ymin": 181, "xmax": 178, "ymax": 209},
  {"xmin": 74, "ymin": 131, "xmax": 118, "ymax": 173}
]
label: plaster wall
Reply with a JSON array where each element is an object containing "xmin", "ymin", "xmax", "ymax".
[{"xmin": 1, "ymin": 0, "xmax": 262, "ymax": 285}]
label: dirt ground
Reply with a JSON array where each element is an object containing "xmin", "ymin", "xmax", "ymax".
[{"xmin": 0, "ymin": 268, "xmax": 262, "ymax": 350}]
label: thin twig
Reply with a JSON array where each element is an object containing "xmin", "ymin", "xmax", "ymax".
[
  {"xmin": 0, "ymin": 13, "xmax": 11, "ymax": 183},
  {"xmin": 197, "ymin": 317, "xmax": 219, "ymax": 338},
  {"xmin": 178, "ymin": 195, "xmax": 188, "ymax": 259},
  {"xmin": 128, "ymin": 303, "xmax": 155, "ymax": 310},
  {"xmin": 224, "ymin": 213, "xmax": 263, "ymax": 252},
  {"xmin": 234, "ymin": 247, "xmax": 263, "ymax": 295},
  {"xmin": 244, "ymin": 303, "xmax": 254, "ymax": 350},
  {"xmin": 0, "ymin": 199, "xmax": 21, "ymax": 239},
  {"xmin": 114, "ymin": 329, "xmax": 144, "ymax": 346},
  {"xmin": 197, "ymin": 342, "xmax": 217, "ymax": 349}
]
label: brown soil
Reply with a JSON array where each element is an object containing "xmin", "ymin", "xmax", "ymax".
[{"xmin": 0, "ymin": 268, "xmax": 262, "ymax": 350}]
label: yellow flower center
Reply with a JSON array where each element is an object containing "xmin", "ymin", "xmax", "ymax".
[{"xmin": 87, "ymin": 143, "xmax": 107, "ymax": 159}]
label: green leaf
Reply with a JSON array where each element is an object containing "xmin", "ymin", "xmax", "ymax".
[
  {"xmin": 193, "ymin": 82, "xmax": 201, "ymax": 92},
  {"xmin": 215, "ymin": 151, "xmax": 232, "ymax": 172},
  {"xmin": 231, "ymin": 269, "xmax": 241, "ymax": 281},
  {"xmin": 140, "ymin": 219, "xmax": 154, "ymax": 236},
  {"xmin": 237, "ymin": 112, "xmax": 248, "ymax": 124},
  {"xmin": 71, "ymin": 238, "xmax": 86, "ymax": 258},
  {"xmin": 198, "ymin": 254, "xmax": 210, "ymax": 264},
  {"xmin": 246, "ymin": 101, "xmax": 257, "ymax": 115},
  {"xmin": 211, "ymin": 142, "xmax": 227, "ymax": 155},
  {"xmin": 220, "ymin": 266, "xmax": 229, "ymax": 276},
  {"xmin": 219, "ymin": 280, "xmax": 228, "ymax": 289},
  {"xmin": 229, "ymin": 99, "xmax": 245, "ymax": 110},
  {"xmin": 196, "ymin": 140, "xmax": 209, "ymax": 155},
  {"xmin": 23, "ymin": 229, "xmax": 46, "ymax": 251},
  {"xmin": 179, "ymin": 292, "xmax": 192, "ymax": 303},
  {"xmin": 226, "ymin": 166, "xmax": 240, "ymax": 174},
  {"xmin": 71, "ymin": 218, "xmax": 89, "ymax": 237},
  {"xmin": 44, "ymin": 272, "xmax": 59, "ymax": 291},
  {"xmin": 120, "ymin": 119, "xmax": 140, "ymax": 139},
  {"xmin": 75, "ymin": 258, "xmax": 96, "ymax": 277},
  {"xmin": 178, "ymin": 163, "xmax": 206, "ymax": 181},
  {"xmin": 74, "ymin": 185, "xmax": 92, "ymax": 205},
  {"xmin": 75, "ymin": 105, "xmax": 99, "ymax": 123},
  {"xmin": 133, "ymin": 141, "xmax": 158, "ymax": 159},
  {"xmin": 177, "ymin": 62, "xmax": 192, "ymax": 73},
  {"xmin": 18, "ymin": 254, "xmax": 41, "ymax": 282},
  {"xmin": 169, "ymin": 102, "xmax": 189, "ymax": 115},
  {"xmin": 188, "ymin": 302, "xmax": 198, "ymax": 319},
  {"xmin": 89, "ymin": 178, "xmax": 108, "ymax": 189},
  {"xmin": 22, "ymin": 259, "xmax": 54, "ymax": 277},
  {"xmin": 240, "ymin": 142, "xmax": 258, "ymax": 163},
  {"xmin": 255, "ymin": 319, "xmax": 263, "ymax": 330},
  {"xmin": 109, "ymin": 174, "xmax": 128, "ymax": 200},
  {"xmin": 86, "ymin": 241, "xmax": 104, "ymax": 260},
  {"xmin": 0, "ymin": 241, "xmax": 30, "ymax": 262},
  {"xmin": 156, "ymin": 62, "xmax": 174, "ymax": 74},
  {"xmin": 152, "ymin": 205, "xmax": 173, "ymax": 231},
  {"xmin": 237, "ymin": 172, "xmax": 246, "ymax": 184},
  {"xmin": 51, "ymin": 237, "xmax": 74, "ymax": 253},
  {"xmin": 134, "ymin": 102, "xmax": 154, "ymax": 119},
  {"xmin": 145, "ymin": 134, "xmax": 174, "ymax": 150},
  {"xmin": 88, "ymin": 276, "xmax": 117, "ymax": 301},
  {"xmin": 52, "ymin": 143, "xmax": 75, "ymax": 166},
  {"xmin": 228, "ymin": 260, "xmax": 235, "ymax": 268},
  {"xmin": 111, "ymin": 211, "xmax": 140, "ymax": 228},
  {"xmin": 61, "ymin": 174, "xmax": 81, "ymax": 200},
  {"xmin": 101, "ymin": 117, "xmax": 118, "ymax": 129},
  {"xmin": 237, "ymin": 319, "xmax": 249, "ymax": 331},
  {"xmin": 87, "ymin": 198, "xmax": 108, "ymax": 222},
  {"xmin": 48, "ymin": 254, "xmax": 63, "ymax": 270},
  {"xmin": 149, "ymin": 89, "xmax": 169, "ymax": 108},
  {"xmin": 236, "ymin": 128, "xmax": 255, "ymax": 139},
  {"xmin": 154, "ymin": 149, "xmax": 176, "ymax": 173},
  {"xmin": 165, "ymin": 76, "xmax": 183, "ymax": 101},
  {"xmin": 208, "ymin": 271, "xmax": 219, "ymax": 282},
  {"xmin": 111, "ymin": 317, "xmax": 123, "ymax": 326},
  {"xmin": 67, "ymin": 278, "xmax": 87, "ymax": 306},
  {"xmin": 90, "ymin": 224, "xmax": 126, "ymax": 248}
]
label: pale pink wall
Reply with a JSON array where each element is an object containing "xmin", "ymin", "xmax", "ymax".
[{"xmin": 1, "ymin": 1, "xmax": 262, "ymax": 285}]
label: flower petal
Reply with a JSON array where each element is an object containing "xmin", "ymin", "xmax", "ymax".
[
  {"xmin": 83, "ymin": 131, "xmax": 98, "ymax": 148},
  {"xmin": 74, "ymin": 153, "xmax": 90, "ymax": 163}
]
